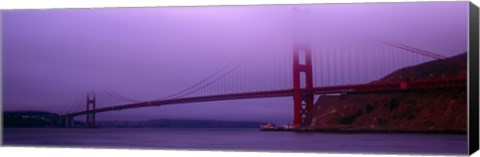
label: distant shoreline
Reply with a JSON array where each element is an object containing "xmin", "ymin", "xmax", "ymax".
[{"xmin": 3, "ymin": 127, "xmax": 467, "ymax": 135}]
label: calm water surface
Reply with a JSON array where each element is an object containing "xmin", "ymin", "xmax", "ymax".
[{"xmin": 3, "ymin": 128, "xmax": 467, "ymax": 155}]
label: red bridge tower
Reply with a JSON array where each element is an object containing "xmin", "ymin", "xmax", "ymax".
[
  {"xmin": 292, "ymin": 43, "xmax": 314, "ymax": 127},
  {"xmin": 86, "ymin": 92, "xmax": 96, "ymax": 128}
]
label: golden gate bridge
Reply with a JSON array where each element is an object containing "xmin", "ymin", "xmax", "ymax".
[{"xmin": 61, "ymin": 39, "xmax": 466, "ymax": 129}]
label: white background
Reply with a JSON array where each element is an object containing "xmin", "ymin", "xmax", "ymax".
[{"xmin": 0, "ymin": 0, "xmax": 478, "ymax": 157}]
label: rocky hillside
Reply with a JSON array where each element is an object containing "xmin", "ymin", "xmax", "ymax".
[
  {"xmin": 3, "ymin": 111, "xmax": 62, "ymax": 128},
  {"xmin": 303, "ymin": 53, "xmax": 467, "ymax": 133},
  {"xmin": 376, "ymin": 53, "xmax": 467, "ymax": 82},
  {"xmin": 3, "ymin": 111, "xmax": 85, "ymax": 128}
]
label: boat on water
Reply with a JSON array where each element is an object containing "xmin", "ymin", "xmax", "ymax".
[{"xmin": 259, "ymin": 123, "xmax": 294, "ymax": 131}]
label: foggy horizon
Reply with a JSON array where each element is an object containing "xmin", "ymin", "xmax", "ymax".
[{"xmin": 2, "ymin": 2, "xmax": 469, "ymax": 124}]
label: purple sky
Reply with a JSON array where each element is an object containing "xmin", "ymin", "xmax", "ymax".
[{"xmin": 2, "ymin": 2, "xmax": 468, "ymax": 124}]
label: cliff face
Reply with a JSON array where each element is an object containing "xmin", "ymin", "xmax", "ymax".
[{"xmin": 303, "ymin": 53, "xmax": 467, "ymax": 133}]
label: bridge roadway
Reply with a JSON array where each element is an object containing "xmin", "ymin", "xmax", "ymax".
[{"xmin": 67, "ymin": 77, "xmax": 466, "ymax": 117}]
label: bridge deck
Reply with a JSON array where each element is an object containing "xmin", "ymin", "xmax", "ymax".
[{"xmin": 67, "ymin": 77, "xmax": 466, "ymax": 117}]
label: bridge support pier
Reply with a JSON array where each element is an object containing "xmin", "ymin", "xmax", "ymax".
[
  {"xmin": 86, "ymin": 93, "xmax": 96, "ymax": 128},
  {"xmin": 292, "ymin": 43, "xmax": 314, "ymax": 128}
]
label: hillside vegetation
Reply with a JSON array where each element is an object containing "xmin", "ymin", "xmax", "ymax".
[{"xmin": 303, "ymin": 53, "xmax": 467, "ymax": 133}]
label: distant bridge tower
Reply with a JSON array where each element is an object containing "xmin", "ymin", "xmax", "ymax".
[
  {"xmin": 86, "ymin": 92, "xmax": 96, "ymax": 128},
  {"xmin": 292, "ymin": 43, "xmax": 314, "ymax": 127}
]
